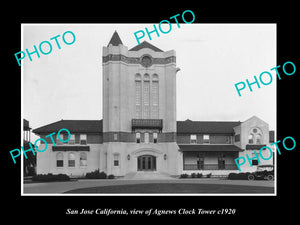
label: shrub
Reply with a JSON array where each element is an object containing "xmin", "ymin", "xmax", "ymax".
[
  {"xmin": 191, "ymin": 173, "xmax": 197, "ymax": 178},
  {"xmin": 206, "ymin": 173, "xmax": 212, "ymax": 178},
  {"xmin": 180, "ymin": 173, "xmax": 189, "ymax": 178},
  {"xmin": 196, "ymin": 173, "xmax": 203, "ymax": 178},
  {"xmin": 107, "ymin": 174, "xmax": 115, "ymax": 179},
  {"xmin": 85, "ymin": 169, "xmax": 107, "ymax": 179},
  {"xmin": 32, "ymin": 173, "xmax": 70, "ymax": 182}
]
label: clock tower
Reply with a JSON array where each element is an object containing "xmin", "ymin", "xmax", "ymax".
[{"xmin": 101, "ymin": 31, "xmax": 181, "ymax": 177}]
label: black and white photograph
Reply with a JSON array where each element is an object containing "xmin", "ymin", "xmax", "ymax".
[
  {"xmin": 4, "ymin": 3, "xmax": 298, "ymax": 222},
  {"xmin": 21, "ymin": 23, "xmax": 276, "ymax": 195}
]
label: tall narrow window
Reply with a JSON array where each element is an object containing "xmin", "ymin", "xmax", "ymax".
[
  {"xmin": 143, "ymin": 74, "xmax": 150, "ymax": 119},
  {"xmin": 80, "ymin": 152, "xmax": 87, "ymax": 167},
  {"xmin": 197, "ymin": 154, "xmax": 204, "ymax": 170},
  {"xmin": 136, "ymin": 132, "xmax": 141, "ymax": 143},
  {"xmin": 151, "ymin": 74, "xmax": 159, "ymax": 119},
  {"xmin": 135, "ymin": 74, "xmax": 142, "ymax": 118},
  {"xmin": 113, "ymin": 154, "xmax": 120, "ymax": 166},
  {"xmin": 218, "ymin": 154, "xmax": 226, "ymax": 170},
  {"xmin": 153, "ymin": 132, "xmax": 158, "ymax": 143},
  {"xmin": 144, "ymin": 132, "xmax": 149, "ymax": 143},
  {"xmin": 56, "ymin": 152, "xmax": 64, "ymax": 167},
  {"xmin": 248, "ymin": 134, "xmax": 254, "ymax": 144},
  {"xmin": 68, "ymin": 153, "xmax": 75, "ymax": 167},
  {"xmin": 190, "ymin": 134, "xmax": 197, "ymax": 144}
]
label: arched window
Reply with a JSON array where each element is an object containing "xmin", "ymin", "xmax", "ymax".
[
  {"xmin": 248, "ymin": 128, "xmax": 263, "ymax": 144},
  {"xmin": 256, "ymin": 134, "xmax": 262, "ymax": 144},
  {"xmin": 80, "ymin": 152, "xmax": 87, "ymax": 167},
  {"xmin": 152, "ymin": 73, "xmax": 158, "ymax": 81},
  {"xmin": 56, "ymin": 152, "xmax": 64, "ymax": 167},
  {"xmin": 143, "ymin": 73, "xmax": 150, "ymax": 81},
  {"xmin": 68, "ymin": 152, "xmax": 75, "ymax": 167}
]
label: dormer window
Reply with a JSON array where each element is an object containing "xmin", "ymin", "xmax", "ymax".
[
  {"xmin": 203, "ymin": 134, "xmax": 210, "ymax": 144},
  {"xmin": 190, "ymin": 134, "xmax": 197, "ymax": 144}
]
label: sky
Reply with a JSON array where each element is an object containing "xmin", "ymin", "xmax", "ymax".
[{"xmin": 22, "ymin": 24, "xmax": 276, "ymax": 142}]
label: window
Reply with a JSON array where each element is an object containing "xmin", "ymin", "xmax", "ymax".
[
  {"xmin": 203, "ymin": 135, "xmax": 210, "ymax": 144},
  {"xmin": 57, "ymin": 133, "xmax": 64, "ymax": 145},
  {"xmin": 69, "ymin": 134, "xmax": 75, "ymax": 145},
  {"xmin": 80, "ymin": 152, "xmax": 87, "ymax": 167},
  {"xmin": 197, "ymin": 154, "xmax": 204, "ymax": 170},
  {"xmin": 153, "ymin": 132, "xmax": 158, "ymax": 143},
  {"xmin": 113, "ymin": 154, "xmax": 119, "ymax": 166},
  {"xmin": 136, "ymin": 132, "xmax": 141, "ymax": 143},
  {"xmin": 248, "ymin": 134, "xmax": 254, "ymax": 144},
  {"xmin": 113, "ymin": 133, "xmax": 118, "ymax": 141},
  {"xmin": 190, "ymin": 134, "xmax": 197, "ymax": 144},
  {"xmin": 144, "ymin": 133, "xmax": 149, "ymax": 143},
  {"xmin": 143, "ymin": 80, "xmax": 150, "ymax": 118},
  {"xmin": 251, "ymin": 153, "xmax": 259, "ymax": 165},
  {"xmin": 151, "ymin": 75, "xmax": 159, "ymax": 119},
  {"xmin": 218, "ymin": 155, "xmax": 226, "ymax": 170},
  {"xmin": 256, "ymin": 134, "xmax": 262, "ymax": 144},
  {"xmin": 135, "ymin": 74, "xmax": 142, "ymax": 118},
  {"xmin": 68, "ymin": 153, "xmax": 75, "ymax": 167},
  {"xmin": 80, "ymin": 134, "xmax": 87, "ymax": 145},
  {"xmin": 234, "ymin": 134, "xmax": 240, "ymax": 142},
  {"xmin": 56, "ymin": 152, "xmax": 64, "ymax": 167},
  {"xmin": 249, "ymin": 128, "xmax": 263, "ymax": 144}
]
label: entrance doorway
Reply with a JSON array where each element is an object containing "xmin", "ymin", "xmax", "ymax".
[{"xmin": 137, "ymin": 155, "xmax": 156, "ymax": 171}]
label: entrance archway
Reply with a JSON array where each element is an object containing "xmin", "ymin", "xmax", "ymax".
[{"xmin": 137, "ymin": 155, "xmax": 156, "ymax": 171}]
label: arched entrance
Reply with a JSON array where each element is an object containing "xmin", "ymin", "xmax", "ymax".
[{"xmin": 137, "ymin": 155, "xmax": 156, "ymax": 171}]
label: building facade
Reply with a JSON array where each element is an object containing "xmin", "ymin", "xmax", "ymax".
[{"xmin": 33, "ymin": 31, "xmax": 274, "ymax": 177}]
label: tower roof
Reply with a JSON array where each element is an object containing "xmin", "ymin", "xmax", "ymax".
[
  {"xmin": 129, "ymin": 41, "xmax": 163, "ymax": 52},
  {"xmin": 107, "ymin": 31, "xmax": 123, "ymax": 46}
]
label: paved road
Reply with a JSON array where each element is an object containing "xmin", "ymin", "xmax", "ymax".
[{"xmin": 23, "ymin": 178, "xmax": 275, "ymax": 194}]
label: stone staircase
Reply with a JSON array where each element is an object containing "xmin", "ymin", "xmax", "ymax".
[{"xmin": 122, "ymin": 171, "xmax": 175, "ymax": 180}]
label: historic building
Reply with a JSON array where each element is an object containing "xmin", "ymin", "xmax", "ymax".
[{"xmin": 33, "ymin": 31, "xmax": 274, "ymax": 178}]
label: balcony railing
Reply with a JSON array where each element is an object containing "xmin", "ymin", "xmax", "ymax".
[
  {"xmin": 132, "ymin": 119, "xmax": 163, "ymax": 130},
  {"xmin": 183, "ymin": 164, "xmax": 238, "ymax": 170}
]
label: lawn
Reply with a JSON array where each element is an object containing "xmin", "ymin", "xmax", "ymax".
[{"xmin": 64, "ymin": 183, "xmax": 274, "ymax": 194}]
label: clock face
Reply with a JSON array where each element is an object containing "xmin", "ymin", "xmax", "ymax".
[{"xmin": 141, "ymin": 55, "xmax": 153, "ymax": 67}]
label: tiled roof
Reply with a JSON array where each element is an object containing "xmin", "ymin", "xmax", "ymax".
[
  {"xmin": 129, "ymin": 41, "xmax": 163, "ymax": 52},
  {"xmin": 33, "ymin": 119, "xmax": 243, "ymax": 134},
  {"xmin": 33, "ymin": 120, "xmax": 102, "ymax": 134},
  {"xmin": 177, "ymin": 120, "xmax": 241, "ymax": 134},
  {"xmin": 107, "ymin": 31, "xmax": 123, "ymax": 46},
  {"xmin": 179, "ymin": 144, "xmax": 243, "ymax": 152}
]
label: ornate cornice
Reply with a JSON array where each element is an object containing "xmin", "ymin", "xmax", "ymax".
[{"xmin": 102, "ymin": 54, "xmax": 176, "ymax": 65}]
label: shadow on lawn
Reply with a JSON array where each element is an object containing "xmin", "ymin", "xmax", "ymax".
[{"xmin": 64, "ymin": 183, "xmax": 274, "ymax": 194}]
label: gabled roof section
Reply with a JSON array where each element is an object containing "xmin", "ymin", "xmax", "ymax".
[
  {"xmin": 177, "ymin": 120, "xmax": 241, "ymax": 134},
  {"xmin": 33, "ymin": 120, "xmax": 103, "ymax": 134},
  {"xmin": 107, "ymin": 31, "xmax": 123, "ymax": 46},
  {"xmin": 129, "ymin": 41, "xmax": 163, "ymax": 52}
]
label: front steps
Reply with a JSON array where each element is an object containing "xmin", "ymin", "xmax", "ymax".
[{"xmin": 122, "ymin": 171, "xmax": 175, "ymax": 180}]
